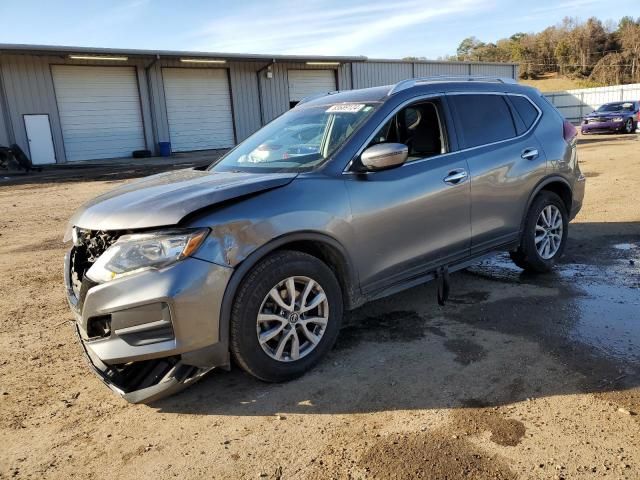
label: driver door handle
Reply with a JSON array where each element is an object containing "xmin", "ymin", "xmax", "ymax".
[
  {"xmin": 443, "ymin": 169, "xmax": 468, "ymax": 185},
  {"xmin": 521, "ymin": 148, "xmax": 539, "ymax": 160}
]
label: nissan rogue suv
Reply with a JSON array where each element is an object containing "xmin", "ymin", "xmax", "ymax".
[{"xmin": 64, "ymin": 77, "xmax": 585, "ymax": 403}]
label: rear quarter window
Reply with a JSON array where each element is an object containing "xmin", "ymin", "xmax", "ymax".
[
  {"xmin": 449, "ymin": 94, "xmax": 517, "ymax": 149},
  {"xmin": 509, "ymin": 95, "xmax": 539, "ymax": 130}
]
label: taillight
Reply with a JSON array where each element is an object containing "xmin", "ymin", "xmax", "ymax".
[{"xmin": 563, "ymin": 119, "xmax": 577, "ymax": 143}]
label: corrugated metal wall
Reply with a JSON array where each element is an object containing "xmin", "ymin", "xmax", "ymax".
[
  {"xmin": 0, "ymin": 52, "xmax": 519, "ymax": 162},
  {"xmin": 351, "ymin": 61, "xmax": 516, "ymax": 88},
  {"xmin": 0, "ymin": 54, "xmax": 66, "ymax": 161},
  {"xmin": 414, "ymin": 62, "xmax": 469, "ymax": 77},
  {"xmin": 352, "ymin": 62, "xmax": 413, "ymax": 88},
  {"xmin": 259, "ymin": 62, "xmax": 342, "ymax": 123},
  {"xmin": 0, "ymin": 53, "xmax": 155, "ymax": 162}
]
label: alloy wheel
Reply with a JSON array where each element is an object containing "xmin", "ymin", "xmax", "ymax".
[
  {"xmin": 625, "ymin": 119, "xmax": 633, "ymax": 133},
  {"xmin": 535, "ymin": 205, "xmax": 563, "ymax": 260},
  {"xmin": 256, "ymin": 276, "xmax": 329, "ymax": 362}
]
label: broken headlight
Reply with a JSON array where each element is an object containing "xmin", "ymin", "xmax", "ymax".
[{"xmin": 86, "ymin": 229, "xmax": 209, "ymax": 283}]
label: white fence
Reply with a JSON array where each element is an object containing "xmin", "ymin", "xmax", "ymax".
[{"xmin": 543, "ymin": 83, "xmax": 640, "ymax": 125}]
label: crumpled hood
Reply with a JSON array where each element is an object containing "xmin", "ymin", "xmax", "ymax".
[{"xmin": 66, "ymin": 168, "xmax": 297, "ymax": 233}]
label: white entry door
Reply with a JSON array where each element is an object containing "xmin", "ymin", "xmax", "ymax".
[{"xmin": 24, "ymin": 114, "xmax": 56, "ymax": 165}]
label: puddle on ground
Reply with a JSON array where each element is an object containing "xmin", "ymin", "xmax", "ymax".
[
  {"xmin": 570, "ymin": 283, "xmax": 640, "ymax": 362},
  {"xmin": 443, "ymin": 338, "xmax": 488, "ymax": 365},
  {"xmin": 336, "ymin": 310, "xmax": 427, "ymax": 350},
  {"xmin": 614, "ymin": 243, "xmax": 637, "ymax": 251},
  {"xmin": 465, "ymin": 247, "xmax": 640, "ymax": 368}
]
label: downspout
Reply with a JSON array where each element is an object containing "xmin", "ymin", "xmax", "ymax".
[
  {"xmin": 144, "ymin": 54, "xmax": 160, "ymax": 154},
  {"xmin": 350, "ymin": 62, "xmax": 354, "ymax": 90},
  {"xmin": 256, "ymin": 59, "xmax": 275, "ymax": 126},
  {"xmin": 0, "ymin": 62, "xmax": 15, "ymax": 145}
]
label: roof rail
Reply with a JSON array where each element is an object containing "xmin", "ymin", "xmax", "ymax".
[{"xmin": 388, "ymin": 76, "xmax": 517, "ymax": 96}]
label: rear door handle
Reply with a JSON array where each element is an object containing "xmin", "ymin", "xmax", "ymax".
[
  {"xmin": 443, "ymin": 169, "xmax": 468, "ymax": 185},
  {"xmin": 521, "ymin": 148, "xmax": 539, "ymax": 160}
]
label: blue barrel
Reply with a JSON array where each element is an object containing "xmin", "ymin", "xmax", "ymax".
[{"xmin": 158, "ymin": 141, "xmax": 171, "ymax": 157}]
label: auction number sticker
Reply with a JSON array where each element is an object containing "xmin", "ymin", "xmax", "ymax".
[{"xmin": 326, "ymin": 104, "xmax": 365, "ymax": 113}]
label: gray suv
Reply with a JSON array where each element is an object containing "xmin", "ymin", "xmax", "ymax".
[{"xmin": 64, "ymin": 77, "xmax": 585, "ymax": 403}]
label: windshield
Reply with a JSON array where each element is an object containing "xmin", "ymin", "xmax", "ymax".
[
  {"xmin": 209, "ymin": 103, "xmax": 378, "ymax": 173},
  {"xmin": 597, "ymin": 102, "xmax": 634, "ymax": 112}
]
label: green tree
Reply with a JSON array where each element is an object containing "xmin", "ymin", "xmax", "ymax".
[{"xmin": 456, "ymin": 37, "xmax": 483, "ymax": 61}]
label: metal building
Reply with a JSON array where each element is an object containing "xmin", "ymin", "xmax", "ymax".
[{"xmin": 0, "ymin": 44, "xmax": 519, "ymax": 164}]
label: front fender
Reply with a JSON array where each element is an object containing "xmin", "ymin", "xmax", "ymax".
[{"xmin": 183, "ymin": 175, "xmax": 360, "ymax": 352}]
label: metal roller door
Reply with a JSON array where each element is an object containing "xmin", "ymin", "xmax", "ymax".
[
  {"xmin": 162, "ymin": 68, "xmax": 235, "ymax": 152},
  {"xmin": 52, "ymin": 65, "xmax": 146, "ymax": 161},
  {"xmin": 288, "ymin": 70, "xmax": 336, "ymax": 104}
]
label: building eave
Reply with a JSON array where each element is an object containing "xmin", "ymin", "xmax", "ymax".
[{"xmin": 0, "ymin": 43, "xmax": 368, "ymax": 63}]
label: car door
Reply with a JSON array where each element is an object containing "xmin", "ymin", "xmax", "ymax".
[
  {"xmin": 344, "ymin": 96, "xmax": 471, "ymax": 295},
  {"xmin": 447, "ymin": 93, "xmax": 547, "ymax": 254}
]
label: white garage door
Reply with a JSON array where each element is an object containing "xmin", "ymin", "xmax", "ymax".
[
  {"xmin": 52, "ymin": 65, "xmax": 146, "ymax": 161},
  {"xmin": 162, "ymin": 68, "xmax": 235, "ymax": 152},
  {"xmin": 288, "ymin": 70, "xmax": 336, "ymax": 103}
]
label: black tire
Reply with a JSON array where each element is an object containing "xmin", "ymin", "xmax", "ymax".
[
  {"xmin": 230, "ymin": 250, "xmax": 343, "ymax": 382},
  {"xmin": 9, "ymin": 143, "xmax": 32, "ymax": 172},
  {"xmin": 509, "ymin": 191, "xmax": 568, "ymax": 273}
]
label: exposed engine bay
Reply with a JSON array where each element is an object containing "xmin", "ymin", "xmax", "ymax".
[{"xmin": 69, "ymin": 229, "xmax": 120, "ymax": 300}]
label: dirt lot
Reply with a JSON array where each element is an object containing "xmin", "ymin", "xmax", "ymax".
[{"xmin": 1, "ymin": 134, "xmax": 639, "ymax": 479}]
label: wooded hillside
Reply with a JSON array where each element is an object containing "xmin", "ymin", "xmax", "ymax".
[{"xmin": 452, "ymin": 16, "xmax": 640, "ymax": 85}]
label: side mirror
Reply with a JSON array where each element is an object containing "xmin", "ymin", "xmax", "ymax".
[{"xmin": 360, "ymin": 143, "xmax": 408, "ymax": 171}]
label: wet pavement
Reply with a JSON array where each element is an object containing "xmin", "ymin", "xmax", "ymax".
[
  {"xmin": 326, "ymin": 232, "xmax": 640, "ymax": 409},
  {"xmin": 459, "ymin": 235, "xmax": 640, "ymax": 390}
]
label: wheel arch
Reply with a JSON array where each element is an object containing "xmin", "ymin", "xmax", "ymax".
[
  {"xmin": 520, "ymin": 176, "xmax": 573, "ymax": 233},
  {"xmin": 217, "ymin": 232, "xmax": 361, "ymax": 360}
]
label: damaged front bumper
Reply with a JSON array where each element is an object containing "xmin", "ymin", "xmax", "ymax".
[
  {"xmin": 75, "ymin": 325, "xmax": 213, "ymax": 403},
  {"xmin": 65, "ymin": 251, "xmax": 233, "ymax": 403}
]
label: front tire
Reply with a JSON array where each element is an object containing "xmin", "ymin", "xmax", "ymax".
[
  {"xmin": 230, "ymin": 250, "xmax": 343, "ymax": 382},
  {"xmin": 624, "ymin": 118, "xmax": 635, "ymax": 134},
  {"xmin": 510, "ymin": 191, "xmax": 568, "ymax": 273}
]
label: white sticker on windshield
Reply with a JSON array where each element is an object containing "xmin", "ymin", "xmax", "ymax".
[
  {"xmin": 622, "ymin": 102, "xmax": 633, "ymax": 107},
  {"xmin": 326, "ymin": 104, "xmax": 365, "ymax": 113}
]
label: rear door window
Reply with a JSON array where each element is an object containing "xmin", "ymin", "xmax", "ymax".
[
  {"xmin": 509, "ymin": 95, "xmax": 539, "ymax": 130},
  {"xmin": 449, "ymin": 94, "xmax": 517, "ymax": 149}
]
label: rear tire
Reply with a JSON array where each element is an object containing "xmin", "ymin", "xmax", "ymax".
[
  {"xmin": 510, "ymin": 191, "xmax": 568, "ymax": 273},
  {"xmin": 230, "ymin": 250, "xmax": 343, "ymax": 382}
]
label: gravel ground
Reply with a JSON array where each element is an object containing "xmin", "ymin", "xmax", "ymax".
[{"xmin": 0, "ymin": 133, "xmax": 639, "ymax": 479}]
